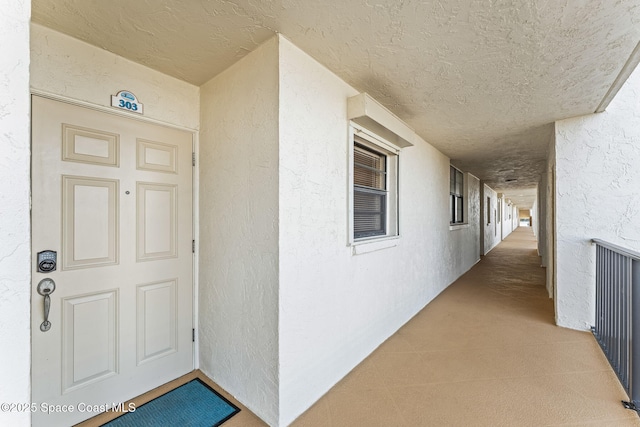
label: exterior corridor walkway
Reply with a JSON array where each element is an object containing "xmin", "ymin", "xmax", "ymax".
[
  {"xmin": 289, "ymin": 227, "xmax": 639, "ymax": 426},
  {"xmin": 88, "ymin": 227, "xmax": 640, "ymax": 427}
]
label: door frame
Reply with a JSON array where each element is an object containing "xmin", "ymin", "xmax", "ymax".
[{"xmin": 29, "ymin": 89, "xmax": 200, "ymax": 402}]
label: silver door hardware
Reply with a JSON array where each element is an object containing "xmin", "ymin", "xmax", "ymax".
[
  {"xmin": 37, "ymin": 278, "xmax": 56, "ymax": 332},
  {"xmin": 37, "ymin": 250, "xmax": 57, "ymax": 273}
]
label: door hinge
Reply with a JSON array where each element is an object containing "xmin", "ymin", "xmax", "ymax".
[
  {"xmin": 192, "ymin": 152, "xmax": 196, "ymax": 167},
  {"xmin": 192, "ymin": 328, "xmax": 195, "ymax": 342},
  {"xmin": 192, "ymin": 240, "xmax": 195, "ymax": 253}
]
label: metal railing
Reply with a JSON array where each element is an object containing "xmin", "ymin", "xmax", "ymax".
[{"xmin": 592, "ymin": 239, "xmax": 640, "ymax": 410}]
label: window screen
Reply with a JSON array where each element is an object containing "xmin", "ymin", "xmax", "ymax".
[
  {"xmin": 450, "ymin": 166, "xmax": 464, "ymax": 224},
  {"xmin": 354, "ymin": 143, "xmax": 387, "ymax": 238}
]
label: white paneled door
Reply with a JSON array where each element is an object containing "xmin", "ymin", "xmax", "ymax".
[{"xmin": 31, "ymin": 96, "xmax": 194, "ymax": 427}]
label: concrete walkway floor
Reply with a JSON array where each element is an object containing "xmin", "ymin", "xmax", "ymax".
[
  {"xmin": 85, "ymin": 227, "xmax": 639, "ymax": 427},
  {"xmin": 287, "ymin": 227, "xmax": 639, "ymax": 426}
]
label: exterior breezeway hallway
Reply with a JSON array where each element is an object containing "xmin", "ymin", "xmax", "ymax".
[
  {"xmin": 223, "ymin": 227, "xmax": 639, "ymax": 426},
  {"xmin": 6, "ymin": 5, "xmax": 640, "ymax": 426}
]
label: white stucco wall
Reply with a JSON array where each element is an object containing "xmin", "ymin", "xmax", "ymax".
[
  {"xmin": 546, "ymin": 133, "xmax": 556, "ymax": 299},
  {"xmin": 537, "ymin": 179, "xmax": 547, "ymax": 262},
  {"xmin": 555, "ymin": 66, "xmax": 640, "ymax": 330},
  {"xmin": 456, "ymin": 174, "xmax": 482, "ymax": 269},
  {"xmin": 496, "ymin": 199, "xmax": 504, "ymax": 239},
  {"xmin": 198, "ymin": 37, "xmax": 280, "ymax": 426},
  {"xmin": 537, "ymin": 140, "xmax": 553, "ymax": 291},
  {"xmin": 482, "ymin": 184, "xmax": 500, "ymax": 254},
  {"xmin": 277, "ymin": 37, "xmax": 481, "ymax": 426},
  {"xmin": 0, "ymin": 2, "xmax": 31, "ymax": 426},
  {"xmin": 30, "ymin": 24, "xmax": 199, "ymax": 130},
  {"xmin": 532, "ymin": 199, "xmax": 539, "ymax": 237},
  {"xmin": 501, "ymin": 199, "xmax": 516, "ymax": 240},
  {"xmin": 25, "ymin": 26, "xmax": 483, "ymax": 427}
]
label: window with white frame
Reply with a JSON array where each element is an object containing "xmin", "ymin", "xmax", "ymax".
[
  {"xmin": 487, "ymin": 196, "xmax": 491, "ymax": 224},
  {"xmin": 351, "ymin": 129, "xmax": 398, "ymax": 241},
  {"xmin": 450, "ymin": 166, "xmax": 464, "ymax": 224}
]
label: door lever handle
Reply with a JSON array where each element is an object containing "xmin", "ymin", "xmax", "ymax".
[{"xmin": 37, "ymin": 278, "xmax": 56, "ymax": 332}]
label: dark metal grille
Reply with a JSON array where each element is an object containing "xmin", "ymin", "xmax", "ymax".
[{"xmin": 592, "ymin": 239, "xmax": 640, "ymax": 410}]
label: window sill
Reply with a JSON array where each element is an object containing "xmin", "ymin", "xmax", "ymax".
[
  {"xmin": 351, "ymin": 236, "xmax": 399, "ymax": 255},
  {"xmin": 449, "ymin": 223, "xmax": 469, "ymax": 231}
]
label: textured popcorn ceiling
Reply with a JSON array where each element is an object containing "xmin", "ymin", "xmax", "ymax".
[{"xmin": 32, "ymin": 0, "xmax": 640, "ymax": 208}]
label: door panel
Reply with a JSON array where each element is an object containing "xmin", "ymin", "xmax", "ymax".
[
  {"xmin": 137, "ymin": 280, "xmax": 177, "ymax": 364},
  {"xmin": 31, "ymin": 96, "xmax": 194, "ymax": 427},
  {"xmin": 137, "ymin": 139, "xmax": 177, "ymax": 173},
  {"xmin": 62, "ymin": 290, "xmax": 118, "ymax": 393},
  {"xmin": 62, "ymin": 176, "xmax": 119, "ymax": 269},
  {"xmin": 62, "ymin": 124, "xmax": 119, "ymax": 167},
  {"xmin": 137, "ymin": 182, "xmax": 177, "ymax": 260}
]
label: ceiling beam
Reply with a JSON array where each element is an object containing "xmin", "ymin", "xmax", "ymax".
[{"xmin": 595, "ymin": 40, "xmax": 640, "ymax": 113}]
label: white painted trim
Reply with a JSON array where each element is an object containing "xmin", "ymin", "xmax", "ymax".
[
  {"xmin": 347, "ymin": 93, "xmax": 415, "ymax": 148},
  {"xmin": 346, "ymin": 125, "xmax": 355, "ymax": 246},
  {"xmin": 448, "ymin": 166, "xmax": 470, "ymax": 228},
  {"xmin": 595, "ymin": 41, "xmax": 640, "ymax": 113},
  {"xmin": 192, "ymin": 133, "xmax": 199, "ymax": 370},
  {"xmin": 30, "ymin": 89, "xmax": 199, "ymax": 132},
  {"xmin": 449, "ymin": 224, "xmax": 470, "ymax": 231},
  {"xmin": 348, "ymin": 124, "xmax": 400, "ymax": 246},
  {"xmin": 351, "ymin": 236, "xmax": 399, "ymax": 255},
  {"xmin": 351, "ymin": 122, "xmax": 401, "ymax": 154},
  {"xmin": 467, "ymin": 172, "xmax": 480, "ymax": 181}
]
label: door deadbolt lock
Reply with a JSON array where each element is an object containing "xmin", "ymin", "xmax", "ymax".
[{"xmin": 37, "ymin": 250, "xmax": 57, "ymax": 273}]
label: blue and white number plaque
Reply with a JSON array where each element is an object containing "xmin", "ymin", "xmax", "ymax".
[{"xmin": 111, "ymin": 90, "xmax": 143, "ymax": 114}]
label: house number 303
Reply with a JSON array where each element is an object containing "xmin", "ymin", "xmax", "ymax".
[
  {"xmin": 111, "ymin": 90, "xmax": 144, "ymax": 115},
  {"xmin": 118, "ymin": 99, "xmax": 138, "ymax": 111}
]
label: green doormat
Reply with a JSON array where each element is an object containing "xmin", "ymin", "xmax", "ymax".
[{"xmin": 103, "ymin": 379, "xmax": 240, "ymax": 427}]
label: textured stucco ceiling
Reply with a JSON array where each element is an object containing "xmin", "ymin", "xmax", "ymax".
[{"xmin": 32, "ymin": 0, "xmax": 640, "ymax": 208}]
